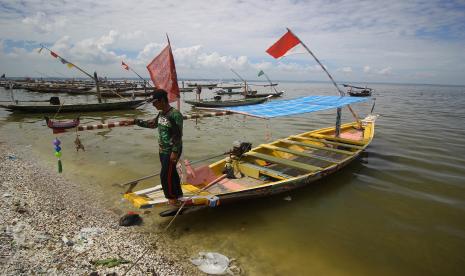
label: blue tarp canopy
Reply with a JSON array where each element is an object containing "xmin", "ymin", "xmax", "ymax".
[{"xmin": 215, "ymin": 95, "xmax": 369, "ymax": 118}]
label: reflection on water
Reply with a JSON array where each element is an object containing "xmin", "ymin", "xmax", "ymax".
[{"xmin": 1, "ymin": 82, "xmax": 465, "ymax": 275}]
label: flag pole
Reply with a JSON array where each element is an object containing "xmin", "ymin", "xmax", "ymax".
[
  {"xmin": 262, "ymin": 71, "xmax": 278, "ymax": 93},
  {"xmin": 285, "ymin": 29, "xmax": 361, "ymax": 130},
  {"xmin": 123, "ymin": 62, "xmax": 152, "ymax": 88},
  {"xmin": 131, "ymin": 68, "xmax": 152, "ymax": 87},
  {"xmin": 40, "ymin": 45, "xmax": 95, "ymax": 80}
]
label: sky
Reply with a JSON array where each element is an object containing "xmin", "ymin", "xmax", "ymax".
[{"xmin": 0, "ymin": 0, "xmax": 464, "ymax": 85}]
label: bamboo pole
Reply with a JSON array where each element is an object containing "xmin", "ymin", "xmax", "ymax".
[
  {"xmin": 285, "ymin": 29, "xmax": 362, "ymax": 130},
  {"xmin": 93, "ymin": 71, "xmax": 102, "ymax": 103},
  {"xmin": 40, "ymin": 45, "xmax": 95, "ymax": 80}
]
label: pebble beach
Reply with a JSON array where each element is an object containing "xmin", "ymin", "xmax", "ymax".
[{"xmin": 0, "ymin": 141, "xmax": 199, "ymax": 276}]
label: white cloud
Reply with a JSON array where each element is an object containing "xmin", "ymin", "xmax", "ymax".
[
  {"xmin": 338, "ymin": 67, "xmax": 353, "ymax": 73},
  {"xmin": 22, "ymin": 12, "xmax": 67, "ymax": 34},
  {"xmin": 363, "ymin": 65, "xmax": 371, "ymax": 73},
  {"xmin": 0, "ymin": 0, "xmax": 464, "ymax": 84},
  {"xmin": 378, "ymin": 66, "xmax": 393, "ymax": 75}
]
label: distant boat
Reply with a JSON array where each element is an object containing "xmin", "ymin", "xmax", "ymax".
[
  {"xmin": 0, "ymin": 99, "xmax": 146, "ymax": 113},
  {"xmin": 343, "ymin": 84, "xmax": 373, "ymax": 97},
  {"xmin": 180, "ymin": 87, "xmax": 195, "ymax": 92},
  {"xmin": 25, "ymin": 86, "xmax": 92, "ymax": 94},
  {"xmin": 215, "ymin": 89, "xmax": 257, "ymax": 95},
  {"xmin": 245, "ymin": 91, "xmax": 284, "ymax": 98},
  {"xmin": 184, "ymin": 97, "xmax": 268, "ymax": 108},
  {"xmin": 100, "ymin": 91, "xmax": 152, "ymax": 98},
  {"xmin": 187, "ymin": 83, "xmax": 218, "ymax": 89}
]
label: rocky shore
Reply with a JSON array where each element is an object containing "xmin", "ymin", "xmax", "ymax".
[{"xmin": 0, "ymin": 141, "xmax": 199, "ymax": 275}]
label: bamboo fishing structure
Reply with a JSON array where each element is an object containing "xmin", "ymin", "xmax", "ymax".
[{"xmin": 50, "ymin": 111, "xmax": 233, "ymax": 133}]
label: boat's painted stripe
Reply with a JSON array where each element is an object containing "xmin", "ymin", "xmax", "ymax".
[
  {"xmin": 244, "ymin": 151, "xmax": 321, "ymax": 172},
  {"xmin": 134, "ymin": 185, "xmax": 162, "ymax": 195}
]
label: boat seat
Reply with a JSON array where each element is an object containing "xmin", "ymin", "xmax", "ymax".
[
  {"xmin": 261, "ymin": 144, "xmax": 337, "ymax": 164},
  {"xmin": 292, "ymin": 136, "xmax": 364, "ymax": 150},
  {"xmin": 238, "ymin": 162, "xmax": 292, "ymax": 180},
  {"xmin": 244, "ymin": 151, "xmax": 321, "ymax": 173},
  {"xmin": 285, "ymin": 137, "xmax": 354, "ymax": 155},
  {"xmin": 308, "ymin": 134, "xmax": 365, "ymax": 146}
]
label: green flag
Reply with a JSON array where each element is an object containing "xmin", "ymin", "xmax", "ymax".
[{"xmin": 258, "ymin": 70, "xmax": 264, "ymax": 77}]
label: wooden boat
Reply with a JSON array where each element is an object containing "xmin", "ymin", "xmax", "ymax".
[
  {"xmin": 0, "ymin": 99, "xmax": 146, "ymax": 113},
  {"xmin": 215, "ymin": 88, "xmax": 259, "ymax": 95},
  {"xmin": 184, "ymin": 97, "xmax": 268, "ymax": 108},
  {"xmin": 343, "ymin": 84, "xmax": 373, "ymax": 97},
  {"xmin": 25, "ymin": 86, "xmax": 92, "ymax": 94},
  {"xmin": 180, "ymin": 87, "xmax": 195, "ymax": 92},
  {"xmin": 215, "ymin": 90, "xmax": 244, "ymax": 95},
  {"xmin": 124, "ymin": 114, "xmax": 377, "ymax": 214},
  {"xmin": 348, "ymin": 90, "xmax": 372, "ymax": 97},
  {"xmin": 187, "ymin": 83, "xmax": 218, "ymax": 89},
  {"xmin": 245, "ymin": 91, "xmax": 284, "ymax": 98},
  {"xmin": 45, "ymin": 116, "xmax": 80, "ymax": 133},
  {"xmin": 99, "ymin": 91, "xmax": 152, "ymax": 98}
]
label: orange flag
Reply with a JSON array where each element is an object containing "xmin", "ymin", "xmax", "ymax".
[{"xmin": 146, "ymin": 44, "xmax": 180, "ymax": 103}]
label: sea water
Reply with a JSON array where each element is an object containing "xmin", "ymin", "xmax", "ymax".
[{"xmin": 1, "ymin": 82, "xmax": 464, "ymax": 275}]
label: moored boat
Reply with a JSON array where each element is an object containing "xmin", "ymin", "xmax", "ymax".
[
  {"xmin": 245, "ymin": 91, "xmax": 284, "ymax": 98},
  {"xmin": 125, "ymin": 114, "xmax": 377, "ymax": 213},
  {"xmin": 0, "ymin": 99, "xmax": 146, "ymax": 113},
  {"xmin": 343, "ymin": 84, "xmax": 373, "ymax": 97},
  {"xmin": 123, "ymin": 95, "xmax": 376, "ymax": 215},
  {"xmin": 184, "ymin": 96, "xmax": 268, "ymax": 108}
]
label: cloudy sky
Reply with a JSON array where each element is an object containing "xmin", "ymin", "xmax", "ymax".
[{"xmin": 0, "ymin": 0, "xmax": 464, "ymax": 85}]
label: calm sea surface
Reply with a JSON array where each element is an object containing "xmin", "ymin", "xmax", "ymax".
[{"xmin": 1, "ymin": 82, "xmax": 464, "ymax": 275}]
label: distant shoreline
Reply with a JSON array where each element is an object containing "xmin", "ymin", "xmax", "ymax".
[{"xmin": 2, "ymin": 77, "xmax": 464, "ymax": 87}]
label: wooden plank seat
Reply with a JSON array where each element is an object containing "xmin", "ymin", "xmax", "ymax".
[
  {"xmin": 293, "ymin": 136, "xmax": 364, "ymax": 150},
  {"xmin": 261, "ymin": 144, "xmax": 338, "ymax": 164},
  {"xmin": 308, "ymin": 133, "xmax": 365, "ymax": 146},
  {"xmin": 283, "ymin": 138, "xmax": 354, "ymax": 155},
  {"xmin": 238, "ymin": 161, "xmax": 292, "ymax": 180},
  {"xmin": 278, "ymin": 140, "xmax": 345, "ymax": 162},
  {"xmin": 244, "ymin": 151, "xmax": 322, "ymax": 172}
]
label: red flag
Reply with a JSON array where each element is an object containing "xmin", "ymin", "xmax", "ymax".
[
  {"xmin": 121, "ymin": 61, "xmax": 129, "ymax": 70},
  {"xmin": 146, "ymin": 44, "xmax": 180, "ymax": 103},
  {"xmin": 50, "ymin": 51, "xmax": 58, "ymax": 58},
  {"xmin": 266, "ymin": 30, "xmax": 301, "ymax": 59}
]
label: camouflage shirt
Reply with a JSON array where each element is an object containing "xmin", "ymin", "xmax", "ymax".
[{"xmin": 136, "ymin": 107, "xmax": 183, "ymax": 154}]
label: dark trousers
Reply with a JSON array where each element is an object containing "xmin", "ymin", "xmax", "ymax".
[{"xmin": 159, "ymin": 152, "xmax": 183, "ymax": 199}]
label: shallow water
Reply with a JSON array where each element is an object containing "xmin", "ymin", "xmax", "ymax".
[{"xmin": 1, "ymin": 82, "xmax": 465, "ymax": 275}]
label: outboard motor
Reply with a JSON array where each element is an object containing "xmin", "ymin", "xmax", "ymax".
[{"xmin": 223, "ymin": 141, "xmax": 252, "ymax": 179}]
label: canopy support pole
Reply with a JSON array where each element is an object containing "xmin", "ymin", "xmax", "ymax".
[{"xmin": 335, "ymin": 107, "xmax": 342, "ymax": 137}]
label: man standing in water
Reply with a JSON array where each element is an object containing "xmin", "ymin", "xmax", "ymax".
[{"xmin": 134, "ymin": 89, "xmax": 184, "ymax": 204}]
